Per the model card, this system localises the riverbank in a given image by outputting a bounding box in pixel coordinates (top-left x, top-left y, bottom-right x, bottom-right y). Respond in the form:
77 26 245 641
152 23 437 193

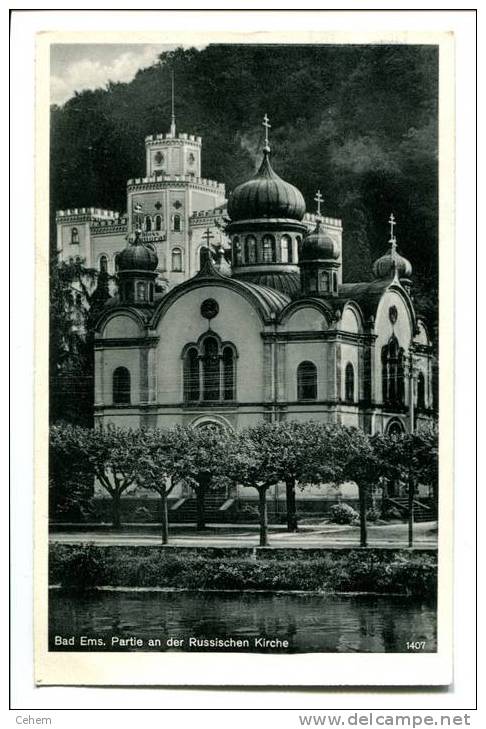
49 544 437 598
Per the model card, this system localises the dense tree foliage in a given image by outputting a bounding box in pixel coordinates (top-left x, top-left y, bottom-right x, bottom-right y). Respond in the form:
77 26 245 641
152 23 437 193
51 43 438 323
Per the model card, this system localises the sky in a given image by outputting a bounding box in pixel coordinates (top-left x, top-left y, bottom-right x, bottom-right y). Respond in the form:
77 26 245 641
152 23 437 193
50 43 176 105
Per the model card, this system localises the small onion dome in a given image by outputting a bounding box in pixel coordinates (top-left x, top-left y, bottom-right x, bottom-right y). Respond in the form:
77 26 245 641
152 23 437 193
116 235 158 272
300 220 339 261
227 148 306 222
373 244 412 280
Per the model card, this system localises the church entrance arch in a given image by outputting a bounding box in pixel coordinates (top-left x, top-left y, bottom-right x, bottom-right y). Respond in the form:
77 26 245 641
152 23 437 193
189 415 234 498
385 417 406 437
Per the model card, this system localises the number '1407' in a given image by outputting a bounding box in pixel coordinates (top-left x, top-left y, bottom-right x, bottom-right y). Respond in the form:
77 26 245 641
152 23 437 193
406 641 426 650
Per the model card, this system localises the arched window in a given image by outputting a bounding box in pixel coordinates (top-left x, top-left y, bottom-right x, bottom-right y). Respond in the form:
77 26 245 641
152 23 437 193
417 371 426 410
173 214 181 232
183 337 237 403
145 216 152 232
202 336 220 401
99 255 108 274
320 271 330 292
245 235 257 264
382 336 405 406
262 234 276 263
233 236 242 265
155 215 162 231
296 236 302 259
172 247 182 272
71 227 79 245
113 367 131 405
333 272 338 292
155 151 164 165
198 247 206 270
184 347 200 402
280 234 292 263
297 361 317 401
222 346 235 401
309 273 318 293
136 281 147 302
345 363 355 403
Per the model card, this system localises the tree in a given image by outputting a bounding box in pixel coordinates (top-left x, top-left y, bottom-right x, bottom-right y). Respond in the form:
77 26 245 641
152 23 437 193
224 423 285 547
170 425 233 530
340 429 379 548
372 426 439 546
135 427 189 545
49 254 110 426
49 424 141 528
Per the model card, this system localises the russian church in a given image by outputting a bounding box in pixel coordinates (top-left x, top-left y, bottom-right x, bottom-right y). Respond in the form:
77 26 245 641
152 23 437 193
58 112 435 509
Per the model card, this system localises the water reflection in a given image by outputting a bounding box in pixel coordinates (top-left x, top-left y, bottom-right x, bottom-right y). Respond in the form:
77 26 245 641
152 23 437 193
49 589 436 654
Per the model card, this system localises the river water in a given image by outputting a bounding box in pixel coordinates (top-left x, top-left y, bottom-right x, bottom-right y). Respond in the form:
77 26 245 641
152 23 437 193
49 589 436 653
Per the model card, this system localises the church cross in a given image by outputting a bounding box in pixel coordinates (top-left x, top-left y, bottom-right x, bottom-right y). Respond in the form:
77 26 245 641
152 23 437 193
314 189 324 217
389 213 397 242
202 227 215 247
262 114 271 147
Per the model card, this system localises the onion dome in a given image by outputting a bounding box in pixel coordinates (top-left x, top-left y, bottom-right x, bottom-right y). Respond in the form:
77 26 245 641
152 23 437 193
227 148 306 222
301 220 339 261
373 242 412 280
116 232 158 272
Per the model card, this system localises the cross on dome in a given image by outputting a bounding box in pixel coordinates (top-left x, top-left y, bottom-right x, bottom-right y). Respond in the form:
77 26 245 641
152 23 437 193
314 190 324 217
202 227 215 247
389 213 397 243
262 114 271 150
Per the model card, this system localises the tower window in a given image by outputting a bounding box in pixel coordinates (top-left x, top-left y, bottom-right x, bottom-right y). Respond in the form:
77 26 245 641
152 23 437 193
233 236 243 266
280 234 292 263
172 247 183 272
99 255 108 274
136 281 148 302
145 216 152 232
297 361 317 401
382 336 405 406
173 214 181 232
71 227 79 245
333 272 338 292
345 363 355 403
320 271 330 292
113 367 131 405
245 235 257 264
262 235 276 263
155 215 162 231
154 151 164 165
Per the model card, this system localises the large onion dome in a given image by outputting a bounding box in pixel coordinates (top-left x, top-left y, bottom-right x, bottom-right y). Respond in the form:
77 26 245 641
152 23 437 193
116 234 158 272
373 242 412 280
227 148 306 222
301 220 339 261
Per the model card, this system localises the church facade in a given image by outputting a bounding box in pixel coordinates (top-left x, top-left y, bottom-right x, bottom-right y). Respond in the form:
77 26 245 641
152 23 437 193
91 118 435 444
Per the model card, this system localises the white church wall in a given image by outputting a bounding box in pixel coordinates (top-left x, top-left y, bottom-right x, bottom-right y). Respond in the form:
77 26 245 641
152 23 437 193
284 340 328 402
373 289 413 405
282 306 328 332
103 315 142 339
154 284 266 405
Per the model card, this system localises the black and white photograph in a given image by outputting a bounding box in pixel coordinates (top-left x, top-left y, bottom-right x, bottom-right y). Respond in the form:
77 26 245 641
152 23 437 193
30 26 456 688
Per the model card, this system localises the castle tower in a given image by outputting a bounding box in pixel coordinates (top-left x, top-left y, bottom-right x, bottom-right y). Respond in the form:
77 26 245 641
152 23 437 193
226 115 308 297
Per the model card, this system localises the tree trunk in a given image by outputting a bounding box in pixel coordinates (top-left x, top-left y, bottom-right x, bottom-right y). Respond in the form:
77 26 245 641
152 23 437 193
195 478 207 531
112 492 121 530
258 487 269 547
358 484 368 548
160 489 169 545
285 479 298 532
408 474 415 548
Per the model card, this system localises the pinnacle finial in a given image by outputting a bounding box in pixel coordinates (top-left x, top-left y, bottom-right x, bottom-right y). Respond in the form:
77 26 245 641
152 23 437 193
262 113 271 153
170 70 176 137
314 189 324 218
